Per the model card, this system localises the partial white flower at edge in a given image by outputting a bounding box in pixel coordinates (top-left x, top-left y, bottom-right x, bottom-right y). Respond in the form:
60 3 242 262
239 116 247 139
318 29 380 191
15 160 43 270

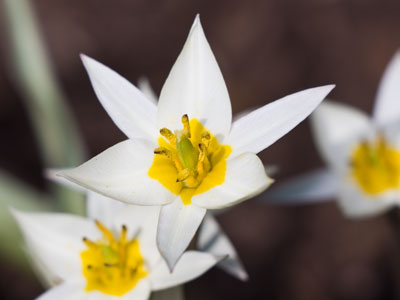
46 169 249 282
58 14 334 270
11 196 223 300
263 51 400 219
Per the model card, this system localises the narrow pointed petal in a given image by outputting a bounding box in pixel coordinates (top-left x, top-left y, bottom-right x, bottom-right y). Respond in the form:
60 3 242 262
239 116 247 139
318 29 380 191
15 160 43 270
372 51 400 127
310 101 372 167
198 214 248 281
138 77 158 104
337 182 396 218
157 15 232 140
11 210 99 281
152 286 185 300
36 282 87 300
150 251 224 291
157 200 206 270
192 153 272 209
81 55 158 140
228 85 334 157
58 139 175 206
263 168 338 204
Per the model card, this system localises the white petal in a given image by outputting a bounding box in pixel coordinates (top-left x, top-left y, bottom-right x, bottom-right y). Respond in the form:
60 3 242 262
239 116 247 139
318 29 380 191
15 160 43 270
310 100 373 168
372 51 400 127
192 153 272 209
11 210 99 282
150 251 224 291
138 77 158 105
197 214 248 281
36 282 87 300
59 139 175 206
113 205 161 269
337 180 397 219
157 15 232 140
263 168 338 204
228 85 334 157
81 55 158 140
151 286 185 300
157 200 206 270
86 191 127 228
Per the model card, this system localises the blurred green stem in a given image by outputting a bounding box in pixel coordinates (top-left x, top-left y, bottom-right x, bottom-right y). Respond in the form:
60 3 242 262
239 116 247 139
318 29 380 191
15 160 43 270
2 0 86 214
0 170 54 269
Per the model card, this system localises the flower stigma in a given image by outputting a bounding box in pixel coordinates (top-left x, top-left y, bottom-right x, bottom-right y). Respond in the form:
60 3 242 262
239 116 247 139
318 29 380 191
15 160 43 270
350 136 400 195
148 114 232 205
81 221 147 296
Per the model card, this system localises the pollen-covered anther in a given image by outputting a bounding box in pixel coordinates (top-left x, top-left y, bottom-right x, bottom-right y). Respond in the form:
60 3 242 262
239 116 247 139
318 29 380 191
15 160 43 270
201 131 211 147
95 219 115 242
197 143 211 176
160 128 176 144
82 237 97 248
182 114 191 138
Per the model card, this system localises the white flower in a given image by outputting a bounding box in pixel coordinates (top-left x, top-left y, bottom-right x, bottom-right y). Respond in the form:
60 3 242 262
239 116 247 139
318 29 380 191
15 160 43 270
265 51 400 219
58 15 334 269
11 203 223 300
46 168 249 281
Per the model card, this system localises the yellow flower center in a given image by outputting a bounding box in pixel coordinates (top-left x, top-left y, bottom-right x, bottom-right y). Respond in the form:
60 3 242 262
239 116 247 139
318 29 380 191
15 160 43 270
148 115 232 205
81 221 147 296
350 136 400 195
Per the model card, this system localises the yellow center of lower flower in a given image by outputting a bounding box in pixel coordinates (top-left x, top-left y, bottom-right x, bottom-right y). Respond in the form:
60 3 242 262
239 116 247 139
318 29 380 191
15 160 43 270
148 114 232 205
81 221 147 296
350 136 400 195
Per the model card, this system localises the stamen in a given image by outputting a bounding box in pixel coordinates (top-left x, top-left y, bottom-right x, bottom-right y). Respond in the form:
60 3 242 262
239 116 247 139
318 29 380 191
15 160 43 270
197 143 211 176
104 263 120 268
83 237 98 248
177 168 193 182
201 131 211 147
182 114 191 138
160 128 176 144
154 147 171 157
95 220 115 242
154 147 183 171
120 225 127 244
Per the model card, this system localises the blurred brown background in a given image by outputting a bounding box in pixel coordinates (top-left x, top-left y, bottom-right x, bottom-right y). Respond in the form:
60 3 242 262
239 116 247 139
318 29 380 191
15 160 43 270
1 0 400 299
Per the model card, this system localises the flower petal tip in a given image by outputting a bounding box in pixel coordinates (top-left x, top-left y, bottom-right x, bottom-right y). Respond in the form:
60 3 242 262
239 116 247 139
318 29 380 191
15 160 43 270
238 271 250 282
189 14 203 37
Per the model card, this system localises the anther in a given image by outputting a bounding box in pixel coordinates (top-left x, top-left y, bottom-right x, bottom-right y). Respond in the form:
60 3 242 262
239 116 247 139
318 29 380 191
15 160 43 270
201 132 211 147
160 128 176 144
95 220 115 242
177 168 192 182
83 237 97 248
104 263 119 268
154 147 172 158
182 114 191 138
120 224 128 243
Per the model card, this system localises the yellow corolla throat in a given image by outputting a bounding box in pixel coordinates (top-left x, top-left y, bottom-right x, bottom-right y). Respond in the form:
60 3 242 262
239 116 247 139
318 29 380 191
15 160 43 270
350 136 400 195
148 114 232 205
81 221 147 296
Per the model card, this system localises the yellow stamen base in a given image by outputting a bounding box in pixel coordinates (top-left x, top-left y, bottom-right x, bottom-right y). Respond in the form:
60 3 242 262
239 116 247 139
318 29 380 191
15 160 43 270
350 136 400 195
148 116 232 205
81 222 147 296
